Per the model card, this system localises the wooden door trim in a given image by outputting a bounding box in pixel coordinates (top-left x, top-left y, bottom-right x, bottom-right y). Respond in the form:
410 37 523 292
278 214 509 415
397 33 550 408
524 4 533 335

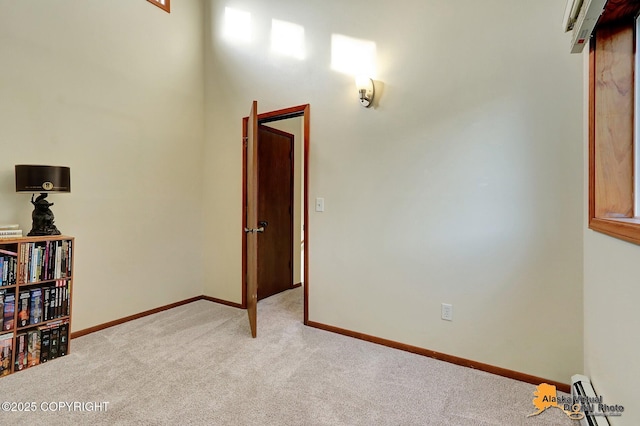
242 104 310 325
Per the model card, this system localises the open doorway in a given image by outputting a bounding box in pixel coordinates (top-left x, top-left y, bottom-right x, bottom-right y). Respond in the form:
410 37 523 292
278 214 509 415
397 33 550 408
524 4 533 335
242 104 310 328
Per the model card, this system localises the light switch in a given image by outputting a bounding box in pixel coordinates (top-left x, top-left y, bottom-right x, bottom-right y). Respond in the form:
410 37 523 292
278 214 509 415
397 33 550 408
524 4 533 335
315 197 325 212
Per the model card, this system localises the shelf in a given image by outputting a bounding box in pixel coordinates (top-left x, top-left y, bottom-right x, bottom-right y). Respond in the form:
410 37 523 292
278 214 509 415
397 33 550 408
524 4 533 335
0 236 74 378
18 277 72 287
16 316 70 332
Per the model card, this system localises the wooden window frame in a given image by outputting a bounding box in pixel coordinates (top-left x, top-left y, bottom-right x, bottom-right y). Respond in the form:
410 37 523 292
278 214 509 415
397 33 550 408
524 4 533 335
588 5 640 244
147 0 170 13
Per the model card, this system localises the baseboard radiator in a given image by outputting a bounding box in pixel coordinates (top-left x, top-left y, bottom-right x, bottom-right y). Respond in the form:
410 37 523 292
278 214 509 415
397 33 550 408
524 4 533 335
571 375 610 426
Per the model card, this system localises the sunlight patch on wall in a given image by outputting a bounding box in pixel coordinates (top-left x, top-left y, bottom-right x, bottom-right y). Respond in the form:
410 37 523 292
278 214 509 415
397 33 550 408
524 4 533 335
271 19 305 60
331 34 377 77
223 7 252 43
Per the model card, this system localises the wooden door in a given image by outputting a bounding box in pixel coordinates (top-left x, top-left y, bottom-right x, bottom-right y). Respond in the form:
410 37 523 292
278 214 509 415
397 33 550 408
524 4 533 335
257 125 294 300
245 101 258 338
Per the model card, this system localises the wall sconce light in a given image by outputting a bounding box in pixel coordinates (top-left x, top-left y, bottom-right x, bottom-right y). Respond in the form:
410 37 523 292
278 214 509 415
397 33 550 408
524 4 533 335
15 165 71 236
355 76 375 108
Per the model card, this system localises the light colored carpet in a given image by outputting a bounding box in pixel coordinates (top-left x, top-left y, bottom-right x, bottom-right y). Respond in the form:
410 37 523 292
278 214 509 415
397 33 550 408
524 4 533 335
0 287 573 425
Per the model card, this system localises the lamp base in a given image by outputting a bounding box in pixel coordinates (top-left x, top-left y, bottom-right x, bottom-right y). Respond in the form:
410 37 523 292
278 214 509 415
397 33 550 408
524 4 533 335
27 228 61 237
28 193 62 236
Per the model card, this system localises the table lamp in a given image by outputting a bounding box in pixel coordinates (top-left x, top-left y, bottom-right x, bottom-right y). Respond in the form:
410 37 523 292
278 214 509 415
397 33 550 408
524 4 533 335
15 165 71 236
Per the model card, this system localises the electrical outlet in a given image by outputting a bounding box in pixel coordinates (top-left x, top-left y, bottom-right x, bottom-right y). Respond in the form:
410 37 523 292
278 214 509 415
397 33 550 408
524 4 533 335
441 303 453 321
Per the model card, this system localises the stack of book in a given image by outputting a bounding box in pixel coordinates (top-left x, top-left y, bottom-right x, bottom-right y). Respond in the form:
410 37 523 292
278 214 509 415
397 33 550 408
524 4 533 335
0 225 22 239
14 320 68 370
20 240 72 283
15 281 70 327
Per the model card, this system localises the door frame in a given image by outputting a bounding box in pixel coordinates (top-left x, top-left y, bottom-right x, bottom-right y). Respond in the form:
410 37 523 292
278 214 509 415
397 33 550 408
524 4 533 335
242 104 310 325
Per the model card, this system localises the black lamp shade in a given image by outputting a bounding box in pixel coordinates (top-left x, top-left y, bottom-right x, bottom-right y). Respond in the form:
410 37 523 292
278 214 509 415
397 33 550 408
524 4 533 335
15 165 71 193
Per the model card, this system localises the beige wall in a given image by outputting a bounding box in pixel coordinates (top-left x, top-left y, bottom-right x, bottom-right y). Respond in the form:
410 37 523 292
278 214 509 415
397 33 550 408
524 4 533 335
583 234 640 425
0 0 206 331
582 47 640 424
203 0 584 383
0 0 591 390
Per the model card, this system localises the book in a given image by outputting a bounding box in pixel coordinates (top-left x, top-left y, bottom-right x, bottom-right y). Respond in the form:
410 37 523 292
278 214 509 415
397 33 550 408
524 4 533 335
61 241 68 278
14 332 27 371
18 244 26 284
43 287 51 321
0 224 19 230
0 229 23 239
43 242 50 281
49 324 59 360
23 243 32 283
0 229 21 234
0 291 3 331
29 288 43 325
3 292 15 331
1 256 8 286
0 333 12 376
39 326 51 363
17 290 30 327
59 322 68 356
58 281 67 318
54 241 62 279
0 248 18 256
49 286 57 320
8 256 16 286
31 243 43 282
67 240 72 276
57 280 68 318
0 255 16 287
27 329 40 367
36 242 46 281
64 282 69 317
28 244 35 282
55 281 62 318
